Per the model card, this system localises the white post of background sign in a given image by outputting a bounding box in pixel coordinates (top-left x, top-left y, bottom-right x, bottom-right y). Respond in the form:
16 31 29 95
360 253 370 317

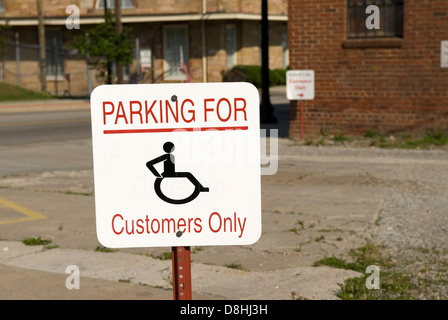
286 70 315 140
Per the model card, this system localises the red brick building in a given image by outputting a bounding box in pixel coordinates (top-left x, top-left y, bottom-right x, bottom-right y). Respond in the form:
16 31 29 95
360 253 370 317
288 0 448 137
0 0 288 96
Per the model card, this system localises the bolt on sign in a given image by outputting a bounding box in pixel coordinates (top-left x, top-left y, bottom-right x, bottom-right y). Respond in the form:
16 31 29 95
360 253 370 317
286 70 315 100
90 83 262 248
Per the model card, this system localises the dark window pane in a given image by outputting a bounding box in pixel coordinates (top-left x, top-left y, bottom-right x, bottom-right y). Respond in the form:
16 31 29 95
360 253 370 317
347 0 403 38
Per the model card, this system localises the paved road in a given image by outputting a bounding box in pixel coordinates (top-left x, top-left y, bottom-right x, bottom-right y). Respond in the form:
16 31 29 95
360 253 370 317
0 101 93 175
0 88 289 175
0 109 91 147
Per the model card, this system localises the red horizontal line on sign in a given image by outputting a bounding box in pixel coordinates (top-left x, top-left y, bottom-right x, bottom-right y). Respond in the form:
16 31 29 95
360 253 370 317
103 126 249 134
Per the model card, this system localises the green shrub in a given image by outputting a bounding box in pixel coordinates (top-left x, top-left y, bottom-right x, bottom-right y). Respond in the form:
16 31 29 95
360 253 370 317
269 68 286 86
222 65 286 88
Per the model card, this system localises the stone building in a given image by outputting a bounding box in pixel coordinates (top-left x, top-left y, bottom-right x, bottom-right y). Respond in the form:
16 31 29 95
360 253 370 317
0 0 288 96
288 0 448 137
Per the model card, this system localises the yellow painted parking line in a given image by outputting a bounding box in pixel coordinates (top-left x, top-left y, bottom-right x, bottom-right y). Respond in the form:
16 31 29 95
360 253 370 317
0 196 46 225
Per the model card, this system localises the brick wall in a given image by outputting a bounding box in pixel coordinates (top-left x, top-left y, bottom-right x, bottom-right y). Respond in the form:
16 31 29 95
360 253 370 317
288 0 448 138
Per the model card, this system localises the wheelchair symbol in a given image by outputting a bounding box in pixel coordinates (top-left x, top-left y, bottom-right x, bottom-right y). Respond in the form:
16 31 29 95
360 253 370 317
146 142 209 204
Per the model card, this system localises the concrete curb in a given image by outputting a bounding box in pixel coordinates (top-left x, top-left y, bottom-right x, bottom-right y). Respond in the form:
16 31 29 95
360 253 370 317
0 240 360 300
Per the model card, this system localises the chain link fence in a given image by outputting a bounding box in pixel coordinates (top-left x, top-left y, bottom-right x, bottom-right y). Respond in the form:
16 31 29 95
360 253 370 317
1 32 92 96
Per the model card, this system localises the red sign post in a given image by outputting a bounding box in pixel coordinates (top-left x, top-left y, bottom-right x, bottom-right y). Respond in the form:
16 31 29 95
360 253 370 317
171 246 192 300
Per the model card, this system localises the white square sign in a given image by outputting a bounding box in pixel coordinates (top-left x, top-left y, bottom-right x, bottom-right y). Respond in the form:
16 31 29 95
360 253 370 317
140 49 152 68
90 83 261 248
441 41 448 68
286 70 315 100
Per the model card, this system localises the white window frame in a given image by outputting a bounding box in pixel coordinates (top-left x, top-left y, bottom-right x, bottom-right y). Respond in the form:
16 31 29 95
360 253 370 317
96 0 135 10
163 25 189 81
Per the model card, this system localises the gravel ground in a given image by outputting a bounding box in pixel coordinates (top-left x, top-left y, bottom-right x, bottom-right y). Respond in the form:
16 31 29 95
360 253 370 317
290 138 448 299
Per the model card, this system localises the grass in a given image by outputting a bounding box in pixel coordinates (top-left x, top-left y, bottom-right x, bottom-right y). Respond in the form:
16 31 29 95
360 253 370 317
304 130 448 149
0 83 53 102
369 130 448 149
313 242 419 300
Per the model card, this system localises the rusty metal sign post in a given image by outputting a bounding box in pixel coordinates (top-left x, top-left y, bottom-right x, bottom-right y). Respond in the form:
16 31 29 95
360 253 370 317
171 246 192 300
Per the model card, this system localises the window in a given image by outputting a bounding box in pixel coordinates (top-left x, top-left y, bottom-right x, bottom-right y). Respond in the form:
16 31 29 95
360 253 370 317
163 25 189 80
347 0 404 39
226 24 237 70
46 30 64 77
0 0 5 12
97 0 135 9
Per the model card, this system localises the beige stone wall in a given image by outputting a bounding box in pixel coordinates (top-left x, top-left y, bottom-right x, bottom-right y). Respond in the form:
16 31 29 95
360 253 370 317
0 0 287 17
204 21 226 82
0 0 288 95
238 20 260 66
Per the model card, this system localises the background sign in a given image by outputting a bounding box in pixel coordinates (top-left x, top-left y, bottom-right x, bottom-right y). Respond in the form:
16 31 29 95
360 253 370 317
286 70 315 100
90 83 261 248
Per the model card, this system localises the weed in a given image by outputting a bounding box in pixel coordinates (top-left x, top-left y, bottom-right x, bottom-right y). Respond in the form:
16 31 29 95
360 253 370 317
225 263 246 270
420 130 448 146
118 279 131 283
22 237 52 246
333 134 349 143
313 242 419 299
287 227 299 233
95 245 116 253
44 245 59 250
63 190 92 196
364 129 378 138
152 251 172 260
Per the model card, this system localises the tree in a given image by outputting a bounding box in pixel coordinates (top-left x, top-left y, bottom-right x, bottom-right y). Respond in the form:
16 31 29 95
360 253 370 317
0 22 10 57
73 13 134 84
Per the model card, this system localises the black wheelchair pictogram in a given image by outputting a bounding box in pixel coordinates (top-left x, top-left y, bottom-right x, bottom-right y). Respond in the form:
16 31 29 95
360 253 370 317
146 142 209 204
